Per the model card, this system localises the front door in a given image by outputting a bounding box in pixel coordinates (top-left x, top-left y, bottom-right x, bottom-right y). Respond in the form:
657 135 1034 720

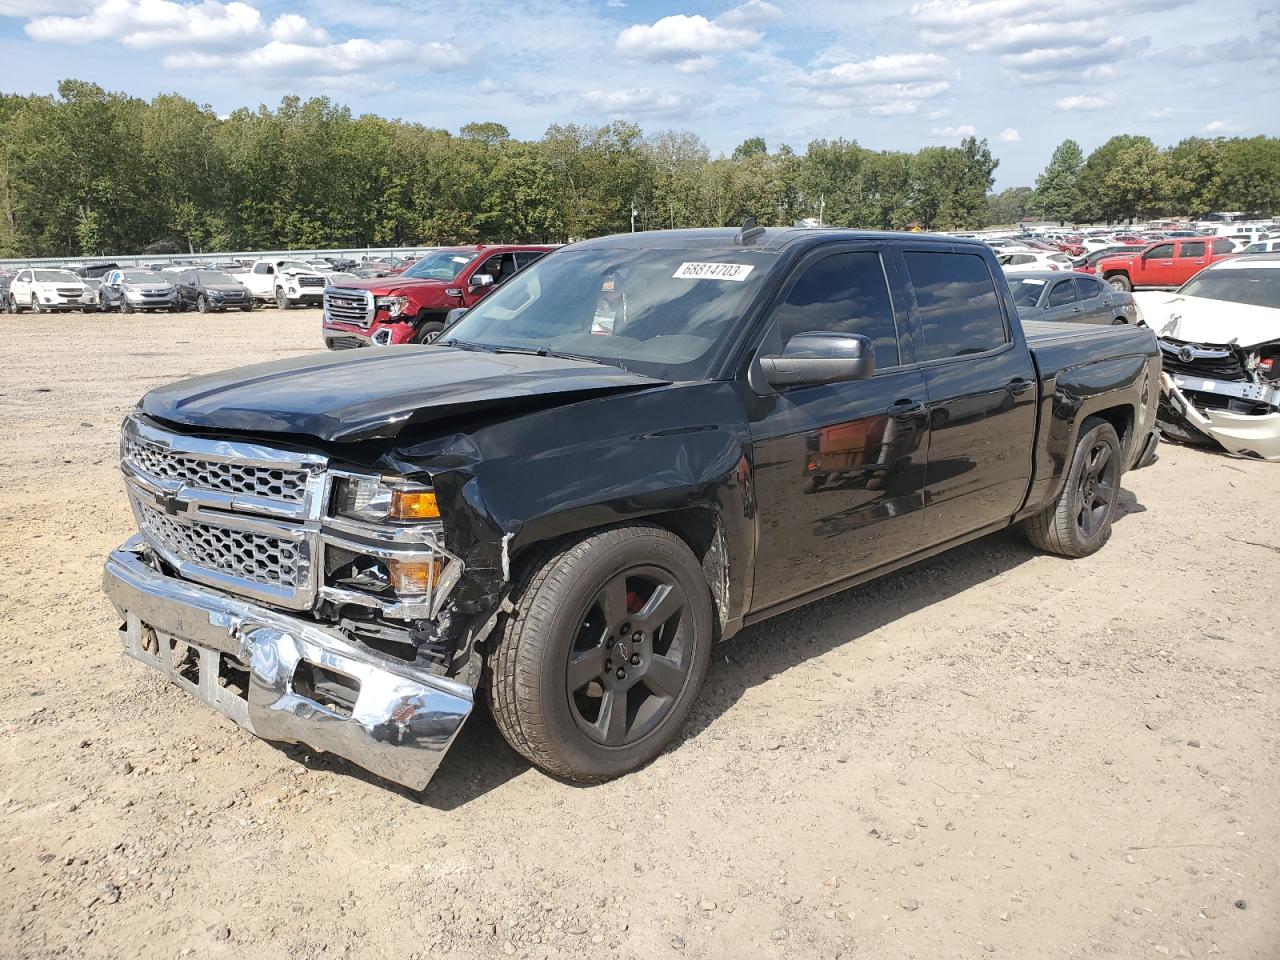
1138 242 1176 287
748 246 930 611
1042 277 1080 322
897 247 1038 544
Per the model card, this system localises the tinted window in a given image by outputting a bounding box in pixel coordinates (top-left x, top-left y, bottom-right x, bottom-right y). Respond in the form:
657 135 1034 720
904 251 1008 361
772 252 900 367
1074 276 1104 300
516 251 548 270
1179 241 1206 257
1046 280 1076 307
1212 238 1235 254
1147 243 1174 258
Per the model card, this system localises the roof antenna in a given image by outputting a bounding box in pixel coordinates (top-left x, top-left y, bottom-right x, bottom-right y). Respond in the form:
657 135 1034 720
735 216 765 245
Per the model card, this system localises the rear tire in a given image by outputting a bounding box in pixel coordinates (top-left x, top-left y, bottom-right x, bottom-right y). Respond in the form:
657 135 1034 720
1024 417 1122 558
487 524 714 782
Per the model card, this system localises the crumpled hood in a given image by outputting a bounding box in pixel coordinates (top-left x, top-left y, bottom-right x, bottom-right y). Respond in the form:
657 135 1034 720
1134 292 1280 348
328 276 448 295
140 346 667 442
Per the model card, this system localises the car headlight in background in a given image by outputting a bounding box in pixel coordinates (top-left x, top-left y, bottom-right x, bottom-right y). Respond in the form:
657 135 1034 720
333 476 439 523
375 295 409 318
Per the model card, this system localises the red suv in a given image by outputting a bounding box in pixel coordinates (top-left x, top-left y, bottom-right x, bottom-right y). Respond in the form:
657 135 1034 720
1096 237 1237 291
323 245 555 349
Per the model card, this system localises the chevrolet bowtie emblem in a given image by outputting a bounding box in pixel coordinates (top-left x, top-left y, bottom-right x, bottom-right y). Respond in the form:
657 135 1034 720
155 491 188 516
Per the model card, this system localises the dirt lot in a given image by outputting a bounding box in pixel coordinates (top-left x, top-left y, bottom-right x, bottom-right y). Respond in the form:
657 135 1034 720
1 308 1277 960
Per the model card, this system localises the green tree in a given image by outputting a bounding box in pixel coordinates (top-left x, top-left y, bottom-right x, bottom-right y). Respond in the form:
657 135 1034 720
1033 139 1084 224
985 186 1035 226
1217 137 1280 215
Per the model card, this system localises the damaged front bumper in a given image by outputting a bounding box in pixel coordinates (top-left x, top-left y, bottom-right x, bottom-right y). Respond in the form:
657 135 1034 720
1160 372 1280 461
102 537 473 790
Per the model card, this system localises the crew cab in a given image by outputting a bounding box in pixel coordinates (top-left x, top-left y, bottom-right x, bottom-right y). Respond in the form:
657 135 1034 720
102 228 1160 793
322 245 553 348
1098 236 1237 291
233 259 328 309
5 267 94 313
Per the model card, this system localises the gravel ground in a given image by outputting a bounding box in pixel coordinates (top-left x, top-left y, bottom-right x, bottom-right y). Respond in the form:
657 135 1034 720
0 309 1277 960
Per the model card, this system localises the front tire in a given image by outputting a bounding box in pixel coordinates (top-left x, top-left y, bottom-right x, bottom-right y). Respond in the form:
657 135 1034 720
275 288 289 310
1105 273 1132 292
197 294 210 314
1024 417 1122 558
413 320 446 344
31 295 45 315
488 524 714 782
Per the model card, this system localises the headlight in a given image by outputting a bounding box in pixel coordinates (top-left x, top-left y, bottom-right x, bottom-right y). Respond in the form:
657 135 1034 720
333 476 439 522
376 295 409 318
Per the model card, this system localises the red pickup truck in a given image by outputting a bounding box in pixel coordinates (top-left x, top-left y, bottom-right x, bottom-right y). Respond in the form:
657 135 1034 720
1097 237 1237 292
323 245 554 348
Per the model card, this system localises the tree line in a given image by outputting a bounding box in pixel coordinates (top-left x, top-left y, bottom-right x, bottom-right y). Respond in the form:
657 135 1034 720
987 135 1280 227
1 80 1276 259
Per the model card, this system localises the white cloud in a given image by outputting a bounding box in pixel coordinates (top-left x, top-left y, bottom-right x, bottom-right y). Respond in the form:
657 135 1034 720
27 0 264 47
870 100 918 116
176 38 467 76
805 52 950 87
0 0 90 13
1054 93 1112 111
579 87 683 114
717 0 784 28
997 127 1020 141
615 13 760 68
1145 106 1174 120
1203 119 1242 133
269 12 328 45
929 124 977 138
927 107 951 119
674 55 716 74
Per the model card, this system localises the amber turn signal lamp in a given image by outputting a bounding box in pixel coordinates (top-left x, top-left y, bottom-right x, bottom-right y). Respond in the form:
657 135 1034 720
387 557 444 595
390 489 439 520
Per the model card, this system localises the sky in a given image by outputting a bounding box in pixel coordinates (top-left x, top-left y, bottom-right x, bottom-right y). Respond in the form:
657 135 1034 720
0 0 1276 187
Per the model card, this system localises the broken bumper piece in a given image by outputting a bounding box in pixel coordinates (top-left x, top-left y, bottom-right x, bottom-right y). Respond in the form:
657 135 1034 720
102 536 473 790
1161 373 1280 461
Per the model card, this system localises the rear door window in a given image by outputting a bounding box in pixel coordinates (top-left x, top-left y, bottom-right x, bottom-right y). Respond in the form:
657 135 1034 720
515 251 548 270
772 251 901 368
903 251 1009 361
1179 241 1206 257
1074 276 1105 300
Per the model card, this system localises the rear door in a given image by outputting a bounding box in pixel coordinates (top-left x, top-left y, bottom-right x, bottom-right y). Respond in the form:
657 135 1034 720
1073 275 1111 323
1042 277 1080 322
1176 239 1207 284
896 245 1038 544
747 244 930 610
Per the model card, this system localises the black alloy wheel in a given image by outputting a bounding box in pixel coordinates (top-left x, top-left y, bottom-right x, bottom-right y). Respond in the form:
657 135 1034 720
566 567 692 747
1074 436 1117 540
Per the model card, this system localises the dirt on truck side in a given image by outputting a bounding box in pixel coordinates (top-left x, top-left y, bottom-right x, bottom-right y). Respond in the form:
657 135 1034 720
0 308 1276 960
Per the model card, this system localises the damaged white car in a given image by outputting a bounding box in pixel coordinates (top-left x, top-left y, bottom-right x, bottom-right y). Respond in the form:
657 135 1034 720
1135 255 1280 461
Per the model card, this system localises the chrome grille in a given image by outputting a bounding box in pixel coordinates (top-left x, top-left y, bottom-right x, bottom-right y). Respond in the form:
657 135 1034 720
324 288 373 327
136 499 301 589
120 416 327 609
298 276 325 288
56 287 85 298
124 433 308 504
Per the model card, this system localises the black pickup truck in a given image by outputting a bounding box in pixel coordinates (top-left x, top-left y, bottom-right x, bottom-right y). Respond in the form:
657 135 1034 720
103 228 1161 790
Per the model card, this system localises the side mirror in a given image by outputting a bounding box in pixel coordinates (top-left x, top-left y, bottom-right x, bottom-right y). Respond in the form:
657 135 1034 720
469 273 495 289
758 333 875 389
444 307 468 326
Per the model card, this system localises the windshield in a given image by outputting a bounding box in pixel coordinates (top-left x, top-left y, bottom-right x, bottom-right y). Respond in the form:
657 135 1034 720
277 260 313 272
1007 277 1048 307
1179 268 1280 308
401 250 477 281
122 271 164 283
34 270 79 283
445 246 775 379
197 271 236 284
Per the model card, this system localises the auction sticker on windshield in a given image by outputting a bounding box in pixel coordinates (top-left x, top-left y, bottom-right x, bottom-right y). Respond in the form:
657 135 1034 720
673 262 755 281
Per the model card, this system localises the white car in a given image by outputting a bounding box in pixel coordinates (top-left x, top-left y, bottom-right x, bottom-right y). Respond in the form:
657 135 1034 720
997 251 1075 273
6 268 94 313
232 259 329 309
1243 240 1280 254
1135 255 1280 460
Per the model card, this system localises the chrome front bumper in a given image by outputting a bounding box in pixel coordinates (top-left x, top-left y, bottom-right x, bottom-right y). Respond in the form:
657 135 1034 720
103 538 473 790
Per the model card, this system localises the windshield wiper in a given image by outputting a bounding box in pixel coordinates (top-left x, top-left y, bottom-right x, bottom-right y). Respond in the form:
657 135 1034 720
489 345 619 368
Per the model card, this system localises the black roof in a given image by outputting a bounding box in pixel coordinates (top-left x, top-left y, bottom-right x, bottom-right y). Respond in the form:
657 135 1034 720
571 227 988 254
